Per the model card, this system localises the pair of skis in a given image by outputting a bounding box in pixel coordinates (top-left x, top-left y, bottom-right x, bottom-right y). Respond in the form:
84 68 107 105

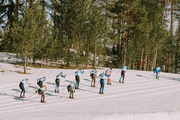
19 93 40 103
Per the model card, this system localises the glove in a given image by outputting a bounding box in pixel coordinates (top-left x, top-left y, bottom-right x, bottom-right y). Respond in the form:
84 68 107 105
62 75 66 78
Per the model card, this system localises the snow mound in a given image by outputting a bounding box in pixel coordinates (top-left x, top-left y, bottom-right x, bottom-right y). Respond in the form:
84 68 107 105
0 52 22 63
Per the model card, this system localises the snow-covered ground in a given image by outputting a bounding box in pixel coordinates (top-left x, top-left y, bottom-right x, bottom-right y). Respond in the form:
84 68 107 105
0 53 180 120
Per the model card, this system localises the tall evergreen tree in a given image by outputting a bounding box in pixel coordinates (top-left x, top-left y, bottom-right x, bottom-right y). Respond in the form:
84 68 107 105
8 1 49 73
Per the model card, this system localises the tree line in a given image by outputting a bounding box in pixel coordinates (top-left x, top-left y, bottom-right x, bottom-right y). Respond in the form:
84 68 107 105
0 0 179 73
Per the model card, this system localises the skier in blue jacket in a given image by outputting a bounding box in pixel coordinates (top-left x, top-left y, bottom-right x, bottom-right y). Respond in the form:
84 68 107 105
19 78 30 98
37 76 46 87
75 69 84 89
119 66 129 83
99 72 109 94
55 72 66 93
154 66 161 79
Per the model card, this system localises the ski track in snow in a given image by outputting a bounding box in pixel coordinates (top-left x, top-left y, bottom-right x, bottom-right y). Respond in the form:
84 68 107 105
0 61 180 119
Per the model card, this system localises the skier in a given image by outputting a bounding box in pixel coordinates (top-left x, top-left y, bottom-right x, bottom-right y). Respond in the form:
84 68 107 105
35 85 47 103
154 66 161 79
55 72 66 93
67 82 75 99
19 78 30 98
75 69 84 89
99 72 108 94
105 68 112 85
119 66 129 83
37 76 46 87
90 68 97 87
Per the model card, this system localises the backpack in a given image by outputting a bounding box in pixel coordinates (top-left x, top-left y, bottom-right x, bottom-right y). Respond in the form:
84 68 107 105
38 81 43 87
55 78 60 84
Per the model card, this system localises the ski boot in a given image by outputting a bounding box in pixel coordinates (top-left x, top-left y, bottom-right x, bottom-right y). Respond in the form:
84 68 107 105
41 100 46 103
69 96 74 99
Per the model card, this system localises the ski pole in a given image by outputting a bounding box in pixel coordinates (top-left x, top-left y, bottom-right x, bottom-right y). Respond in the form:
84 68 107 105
96 79 100 87
26 93 36 100
58 92 67 99
147 73 154 79
31 94 40 102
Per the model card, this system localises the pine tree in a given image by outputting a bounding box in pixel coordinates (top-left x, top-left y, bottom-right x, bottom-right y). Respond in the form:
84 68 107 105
10 1 49 73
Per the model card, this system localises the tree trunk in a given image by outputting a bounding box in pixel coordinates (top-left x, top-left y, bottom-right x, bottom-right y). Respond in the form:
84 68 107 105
128 54 131 69
94 40 97 69
166 52 169 72
121 11 125 66
151 61 154 71
144 54 147 71
178 13 180 47
66 45 70 67
170 0 173 35
123 41 126 66
15 0 19 19
33 55 36 64
106 0 108 28
85 40 90 68
148 59 150 71
140 49 144 70
76 38 80 67
41 55 43 67
24 53 27 74
175 14 180 73
168 56 171 72
24 40 28 74
152 45 158 69
117 28 121 67
111 0 116 53
26 57 29 66
7 0 11 32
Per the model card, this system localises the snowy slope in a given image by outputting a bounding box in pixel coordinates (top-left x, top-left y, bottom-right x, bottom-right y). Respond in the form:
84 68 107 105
0 61 180 120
